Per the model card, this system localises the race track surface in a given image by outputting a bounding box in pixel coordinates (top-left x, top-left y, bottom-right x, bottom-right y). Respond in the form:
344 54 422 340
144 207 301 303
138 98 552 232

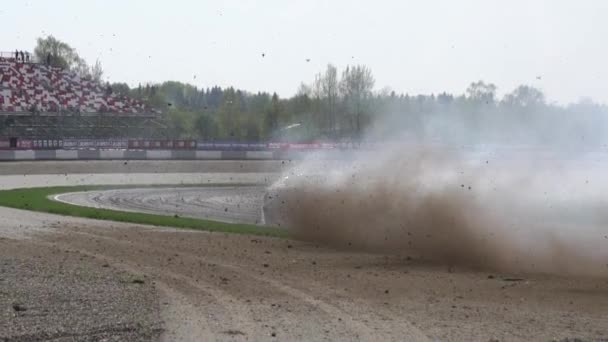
55 186 267 224
1 160 607 341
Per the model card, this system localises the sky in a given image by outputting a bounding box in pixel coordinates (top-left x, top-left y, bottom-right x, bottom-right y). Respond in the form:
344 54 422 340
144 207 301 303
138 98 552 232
2 0 608 104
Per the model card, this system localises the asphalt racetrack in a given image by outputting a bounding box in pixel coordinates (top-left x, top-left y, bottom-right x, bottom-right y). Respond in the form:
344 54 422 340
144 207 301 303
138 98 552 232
1 160 607 341
54 186 268 224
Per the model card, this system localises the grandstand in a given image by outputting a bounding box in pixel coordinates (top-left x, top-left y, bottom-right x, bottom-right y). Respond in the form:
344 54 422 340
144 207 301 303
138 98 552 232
0 52 165 138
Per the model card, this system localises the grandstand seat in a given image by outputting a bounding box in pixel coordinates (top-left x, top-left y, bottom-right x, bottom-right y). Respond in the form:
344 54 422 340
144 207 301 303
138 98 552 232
0 57 152 115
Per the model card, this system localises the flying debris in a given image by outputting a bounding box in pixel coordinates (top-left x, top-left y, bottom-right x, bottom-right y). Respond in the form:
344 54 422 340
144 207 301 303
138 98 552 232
281 123 302 130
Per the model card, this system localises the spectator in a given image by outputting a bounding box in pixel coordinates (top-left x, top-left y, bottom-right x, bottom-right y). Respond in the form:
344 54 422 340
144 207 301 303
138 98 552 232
14 50 19 62
20 51 25 63
25 53 30 63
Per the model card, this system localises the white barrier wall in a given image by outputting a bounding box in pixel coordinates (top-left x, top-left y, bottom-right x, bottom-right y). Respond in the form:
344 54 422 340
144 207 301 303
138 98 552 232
55 150 78 159
195 151 222 159
14 150 35 160
246 151 274 159
1 149 266 161
146 150 172 159
100 150 126 159
0 149 348 161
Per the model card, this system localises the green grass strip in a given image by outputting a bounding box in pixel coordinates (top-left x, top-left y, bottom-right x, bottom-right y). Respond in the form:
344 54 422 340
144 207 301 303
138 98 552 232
0 185 288 238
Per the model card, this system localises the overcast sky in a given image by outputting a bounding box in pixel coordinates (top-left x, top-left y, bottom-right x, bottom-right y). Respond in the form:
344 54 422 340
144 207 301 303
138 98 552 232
3 0 607 104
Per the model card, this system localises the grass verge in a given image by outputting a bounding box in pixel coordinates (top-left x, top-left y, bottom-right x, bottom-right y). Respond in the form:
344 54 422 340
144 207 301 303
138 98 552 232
0 185 288 238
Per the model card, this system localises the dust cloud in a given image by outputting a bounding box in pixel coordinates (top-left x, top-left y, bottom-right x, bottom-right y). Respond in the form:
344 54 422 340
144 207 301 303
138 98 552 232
267 145 608 277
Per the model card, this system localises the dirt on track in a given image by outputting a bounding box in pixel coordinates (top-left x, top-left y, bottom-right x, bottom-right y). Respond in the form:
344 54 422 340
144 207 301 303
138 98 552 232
1 161 608 341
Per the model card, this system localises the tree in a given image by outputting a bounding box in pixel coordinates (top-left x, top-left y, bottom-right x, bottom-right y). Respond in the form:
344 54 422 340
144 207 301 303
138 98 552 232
339 65 375 139
285 85 315 139
195 113 219 140
33 36 105 82
466 80 497 103
296 83 312 97
502 85 545 107
33 36 87 71
243 113 262 141
110 82 130 96
264 93 282 138
90 59 104 82
165 109 196 138
217 88 242 139
314 64 339 137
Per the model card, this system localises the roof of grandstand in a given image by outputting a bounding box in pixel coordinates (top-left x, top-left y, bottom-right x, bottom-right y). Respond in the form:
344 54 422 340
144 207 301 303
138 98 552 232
0 52 158 116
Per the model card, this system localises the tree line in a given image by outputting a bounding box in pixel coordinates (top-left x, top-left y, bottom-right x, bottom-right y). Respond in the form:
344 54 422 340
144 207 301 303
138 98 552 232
31 36 608 146
33 36 103 82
